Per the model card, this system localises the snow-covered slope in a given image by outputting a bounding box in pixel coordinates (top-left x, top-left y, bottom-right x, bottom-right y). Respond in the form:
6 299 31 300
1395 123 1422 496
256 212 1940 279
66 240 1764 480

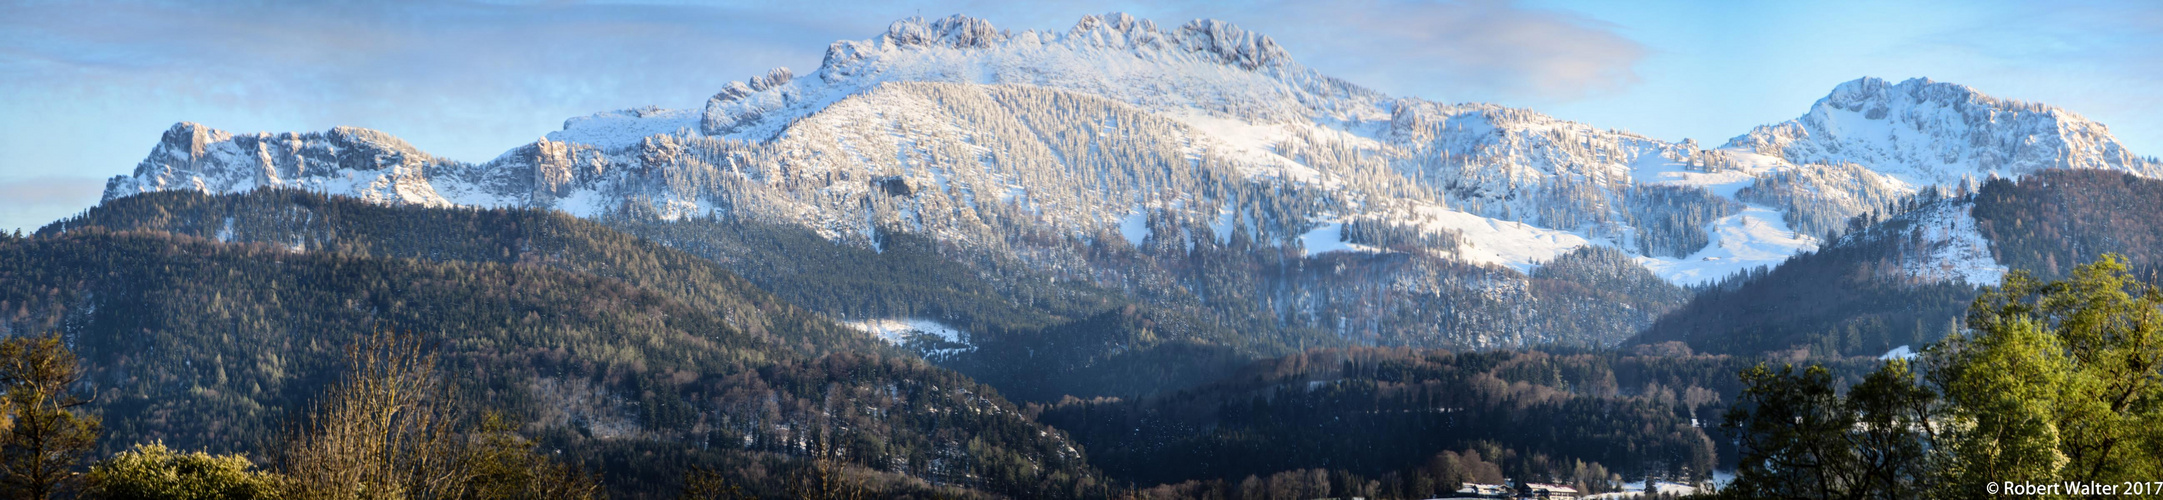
699 13 1381 142
93 14 2158 347
1838 195 2008 286
102 15 2157 287
1728 77 2160 187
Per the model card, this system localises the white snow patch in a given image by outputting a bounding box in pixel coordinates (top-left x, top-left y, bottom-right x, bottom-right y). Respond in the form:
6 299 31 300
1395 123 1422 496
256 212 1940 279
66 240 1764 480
844 318 971 356
1882 345 1917 360
1210 208 1237 243
1118 208 1151 247
1641 205 1820 286
549 189 612 218
1408 205 1589 274
1583 480 1706 499
1896 201 2007 286
1169 112 1334 185
547 107 702 150
1630 149 1790 198
215 217 235 243
1296 222 1378 256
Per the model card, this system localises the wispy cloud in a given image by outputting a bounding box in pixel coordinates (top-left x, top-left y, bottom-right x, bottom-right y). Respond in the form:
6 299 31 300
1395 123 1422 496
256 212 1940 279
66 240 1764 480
0 176 104 233
0 176 102 207
1215 0 1646 102
0 0 849 159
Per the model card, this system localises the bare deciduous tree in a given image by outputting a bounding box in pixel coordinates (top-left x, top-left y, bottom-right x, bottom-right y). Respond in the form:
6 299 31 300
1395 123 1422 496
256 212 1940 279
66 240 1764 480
280 332 468 500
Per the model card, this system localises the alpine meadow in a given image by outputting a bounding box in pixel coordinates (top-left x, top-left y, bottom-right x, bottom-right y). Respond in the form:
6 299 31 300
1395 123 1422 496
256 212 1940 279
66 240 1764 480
2 4 2162 500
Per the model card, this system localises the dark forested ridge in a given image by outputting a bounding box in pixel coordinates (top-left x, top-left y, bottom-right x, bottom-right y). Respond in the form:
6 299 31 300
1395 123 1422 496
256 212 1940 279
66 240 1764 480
4 189 1740 498
1971 169 2163 278
603 214 1278 403
47 190 1278 403
9 197 1115 498
38 189 885 358
1634 168 2163 358
1627 214 1979 358
1036 346 1891 496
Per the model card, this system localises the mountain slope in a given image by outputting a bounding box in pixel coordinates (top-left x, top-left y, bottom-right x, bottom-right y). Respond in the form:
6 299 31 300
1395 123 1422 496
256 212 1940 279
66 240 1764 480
1632 169 2163 358
14 192 1112 498
44 189 882 357
92 14 2161 353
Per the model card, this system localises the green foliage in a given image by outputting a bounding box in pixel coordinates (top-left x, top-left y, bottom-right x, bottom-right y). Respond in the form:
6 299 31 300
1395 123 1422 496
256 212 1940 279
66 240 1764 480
1720 255 2163 499
84 442 283 500
0 333 103 499
1933 255 2163 488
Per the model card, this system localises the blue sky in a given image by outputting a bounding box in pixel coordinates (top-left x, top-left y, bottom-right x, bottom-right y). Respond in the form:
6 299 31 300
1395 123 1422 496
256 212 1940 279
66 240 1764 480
3 0 2160 232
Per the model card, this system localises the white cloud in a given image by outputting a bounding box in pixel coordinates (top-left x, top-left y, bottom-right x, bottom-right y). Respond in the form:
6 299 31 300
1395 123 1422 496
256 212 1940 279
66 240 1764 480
1218 0 1647 102
0 0 846 160
0 176 104 233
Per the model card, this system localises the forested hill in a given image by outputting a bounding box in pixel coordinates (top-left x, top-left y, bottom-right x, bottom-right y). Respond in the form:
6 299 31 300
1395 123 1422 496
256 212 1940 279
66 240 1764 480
7 193 1115 498
40 189 883 358
1631 168 2163 358
1970 169 2163 279
43 189 1282 403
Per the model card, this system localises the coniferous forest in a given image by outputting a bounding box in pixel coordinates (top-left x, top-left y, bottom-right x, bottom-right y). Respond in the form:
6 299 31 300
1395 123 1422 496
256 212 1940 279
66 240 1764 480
1 168 2154 499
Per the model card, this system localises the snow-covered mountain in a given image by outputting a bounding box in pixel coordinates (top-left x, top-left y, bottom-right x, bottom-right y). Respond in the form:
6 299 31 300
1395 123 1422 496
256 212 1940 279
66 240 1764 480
96 13 2160 348
1728 77 2161 187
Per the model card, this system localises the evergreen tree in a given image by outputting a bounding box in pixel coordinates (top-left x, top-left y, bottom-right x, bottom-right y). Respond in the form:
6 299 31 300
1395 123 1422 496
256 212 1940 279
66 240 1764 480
0 333 102 500
84 443 284 500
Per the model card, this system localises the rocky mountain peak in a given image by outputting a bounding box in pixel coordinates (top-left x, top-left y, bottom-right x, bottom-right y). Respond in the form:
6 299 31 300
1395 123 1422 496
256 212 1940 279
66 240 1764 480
106 122 463 207
855 13 1292 71
882 14 1009 49
324 125 434 164
1724 77 2156 186
1821 77 2055 119
157 122 233 161
1170 18 1290 70
702 13 1351 139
